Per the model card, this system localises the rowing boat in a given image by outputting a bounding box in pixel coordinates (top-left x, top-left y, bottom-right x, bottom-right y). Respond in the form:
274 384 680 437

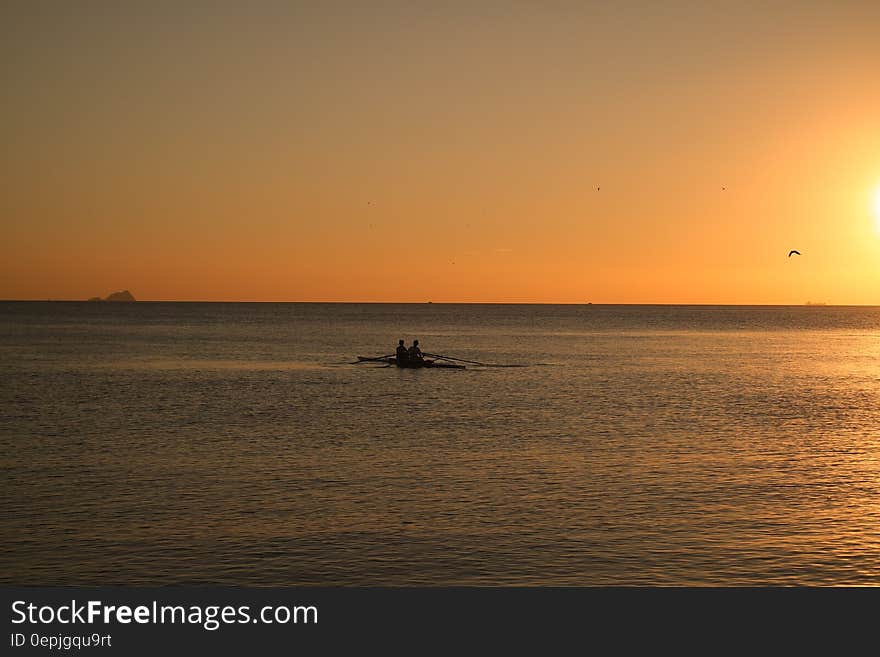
357 356 465 369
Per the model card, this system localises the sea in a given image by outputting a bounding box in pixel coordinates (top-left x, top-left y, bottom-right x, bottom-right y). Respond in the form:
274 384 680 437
1 302 878 585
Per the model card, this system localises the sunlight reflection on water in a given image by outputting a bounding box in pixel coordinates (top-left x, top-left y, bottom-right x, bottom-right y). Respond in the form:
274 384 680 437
2 303 879 585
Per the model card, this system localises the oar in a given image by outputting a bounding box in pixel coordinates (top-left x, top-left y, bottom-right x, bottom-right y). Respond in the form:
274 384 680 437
424 352 490 366
424 352 525 367
352 354 395 364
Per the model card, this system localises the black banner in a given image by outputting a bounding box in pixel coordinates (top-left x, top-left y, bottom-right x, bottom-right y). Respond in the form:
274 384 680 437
2 587 875 654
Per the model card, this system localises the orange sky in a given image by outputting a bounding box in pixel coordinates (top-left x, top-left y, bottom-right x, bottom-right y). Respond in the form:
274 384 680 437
2 2 879 303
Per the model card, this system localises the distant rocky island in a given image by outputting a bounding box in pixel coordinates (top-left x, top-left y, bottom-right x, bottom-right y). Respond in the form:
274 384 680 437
87 290 136 302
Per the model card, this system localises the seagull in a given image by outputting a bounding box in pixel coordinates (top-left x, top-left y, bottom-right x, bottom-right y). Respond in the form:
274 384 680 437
788 250 801 257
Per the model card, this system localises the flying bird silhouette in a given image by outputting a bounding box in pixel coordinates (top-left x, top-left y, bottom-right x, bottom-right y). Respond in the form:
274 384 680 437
788 250 801 257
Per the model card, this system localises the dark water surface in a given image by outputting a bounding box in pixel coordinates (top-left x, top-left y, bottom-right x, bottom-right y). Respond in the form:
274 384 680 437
2 302 879 585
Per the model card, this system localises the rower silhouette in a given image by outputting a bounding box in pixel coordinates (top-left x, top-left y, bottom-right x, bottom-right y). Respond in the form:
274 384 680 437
395 339 409 365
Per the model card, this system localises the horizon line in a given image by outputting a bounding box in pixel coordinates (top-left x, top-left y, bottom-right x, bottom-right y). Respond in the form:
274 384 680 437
2 299 877 307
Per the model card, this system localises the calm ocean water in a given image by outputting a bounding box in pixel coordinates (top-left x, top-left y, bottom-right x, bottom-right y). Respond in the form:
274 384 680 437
1 302 879 585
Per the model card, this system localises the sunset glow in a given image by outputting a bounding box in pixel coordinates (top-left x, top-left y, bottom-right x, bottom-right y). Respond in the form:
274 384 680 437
2 3 879 303
873 185 880 234
6 2 880 602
